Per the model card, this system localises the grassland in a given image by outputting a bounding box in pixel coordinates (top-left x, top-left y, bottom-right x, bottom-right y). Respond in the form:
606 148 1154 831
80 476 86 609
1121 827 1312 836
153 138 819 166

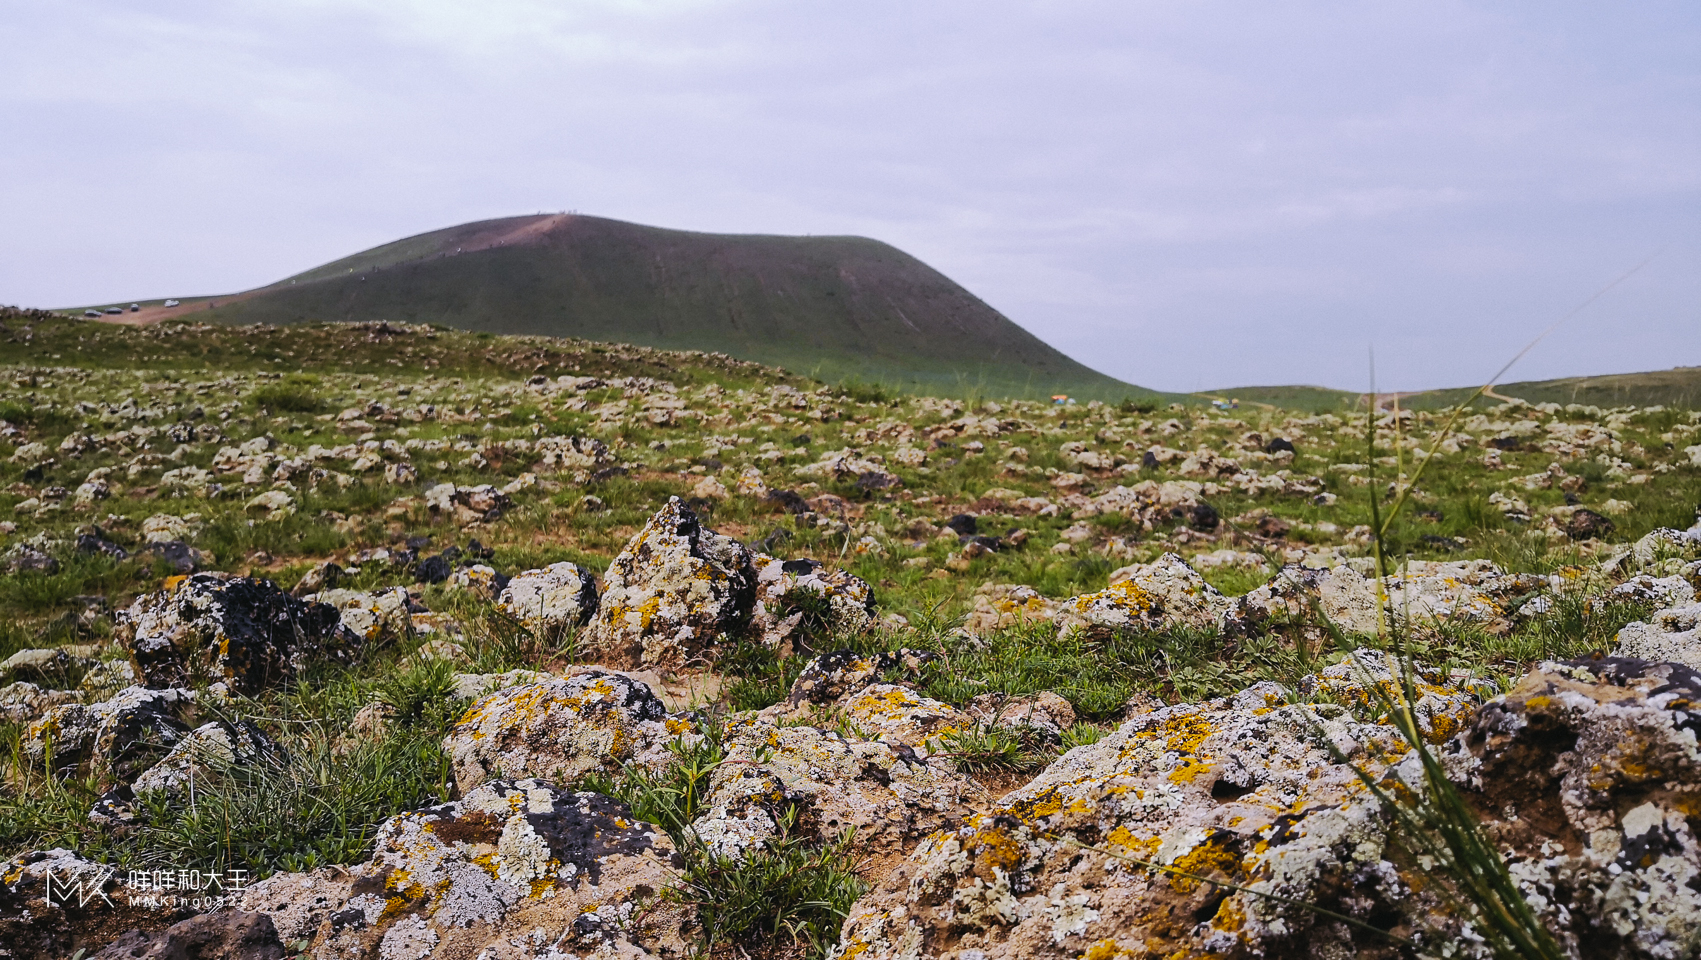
1 313 1699 957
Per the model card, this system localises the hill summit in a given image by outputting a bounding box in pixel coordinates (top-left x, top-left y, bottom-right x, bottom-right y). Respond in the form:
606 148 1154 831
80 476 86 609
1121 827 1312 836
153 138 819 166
162 214 1148 400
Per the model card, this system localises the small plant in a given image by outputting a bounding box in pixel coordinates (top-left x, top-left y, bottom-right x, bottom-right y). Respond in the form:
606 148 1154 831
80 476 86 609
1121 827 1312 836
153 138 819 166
250 376 326 413
375 657 460 731
938 723 1047 774
674 811 867 960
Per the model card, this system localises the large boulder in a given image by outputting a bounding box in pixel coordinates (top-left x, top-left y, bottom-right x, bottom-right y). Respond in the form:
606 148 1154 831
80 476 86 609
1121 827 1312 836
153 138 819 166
248 779 693 960
442 669 690 794
117 574 353 694
834 657 1701 959
582 497 756 669
494 561 599 633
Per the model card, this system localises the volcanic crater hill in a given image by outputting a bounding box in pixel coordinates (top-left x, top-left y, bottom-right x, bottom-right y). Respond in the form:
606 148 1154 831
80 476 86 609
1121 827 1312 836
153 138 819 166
162 214 1151 402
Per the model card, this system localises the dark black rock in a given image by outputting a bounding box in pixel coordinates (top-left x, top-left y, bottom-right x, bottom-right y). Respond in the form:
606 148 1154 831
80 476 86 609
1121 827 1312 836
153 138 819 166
944 514 978 536
415 555 452 584
1566 509 1615 541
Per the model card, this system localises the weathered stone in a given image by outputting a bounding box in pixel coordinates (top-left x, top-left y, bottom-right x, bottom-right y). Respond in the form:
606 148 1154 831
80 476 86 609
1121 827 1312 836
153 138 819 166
130 718 283 798
834 658 1701 959
582 497 756 669
449 668 553 702
834 683 972 751
495 561 599 633
306 587 412 646
963 583 1060 635
1616 603 1701 670
0 681 81 724
965 691 1078 745
691 713 986 867
117 574 353 694
89 910 286 960
443 670 691 794
277 780 692 960
1054 553 1232 638
785 648 935 707
23 685 195 780
749 554 875 652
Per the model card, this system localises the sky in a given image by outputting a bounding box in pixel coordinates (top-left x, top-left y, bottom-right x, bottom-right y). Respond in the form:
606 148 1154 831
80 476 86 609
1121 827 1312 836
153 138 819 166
2 0 1697 393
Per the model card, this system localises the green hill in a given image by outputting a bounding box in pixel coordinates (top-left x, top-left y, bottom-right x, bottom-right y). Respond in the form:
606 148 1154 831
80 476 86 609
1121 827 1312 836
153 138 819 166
1208 367 1701 413
140 214 1154 402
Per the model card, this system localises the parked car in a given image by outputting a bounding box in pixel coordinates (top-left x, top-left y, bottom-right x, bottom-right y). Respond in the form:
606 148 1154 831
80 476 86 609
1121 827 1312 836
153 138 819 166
129 303 140 312
103 307 123 315
163 299 180 307
83 309 101 318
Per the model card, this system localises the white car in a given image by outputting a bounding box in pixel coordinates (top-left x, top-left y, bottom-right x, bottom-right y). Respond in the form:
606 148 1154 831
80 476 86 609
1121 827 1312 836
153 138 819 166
163 299 180 307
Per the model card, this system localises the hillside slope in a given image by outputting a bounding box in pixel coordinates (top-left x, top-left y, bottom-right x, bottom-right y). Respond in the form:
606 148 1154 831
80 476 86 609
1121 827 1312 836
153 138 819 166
155 214 1151 401
1207 366 1701 412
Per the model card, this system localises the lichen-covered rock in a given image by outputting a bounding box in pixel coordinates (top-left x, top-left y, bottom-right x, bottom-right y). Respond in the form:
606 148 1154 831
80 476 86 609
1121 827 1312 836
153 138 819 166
1054 553 1232 638
691 714 986 866
130 718 283 797
269 779 692 960
117 574 353 694
496 561 599 633
1224 559 1548 639
963 583 1060 635
1298 647 1487 742
834 658 1701 959
450 668 554 701
1616 603 1701 670
307 586 413 646
582 497 756 669
784 648 935 707
443 670 692 794
0 681 81 724
22 685 194 780
749 554 875 652
834 683 972 752
234 868 356 946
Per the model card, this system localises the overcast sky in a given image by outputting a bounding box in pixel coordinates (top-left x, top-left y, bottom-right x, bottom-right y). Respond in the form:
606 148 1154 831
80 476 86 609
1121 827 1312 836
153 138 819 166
3 1 1696 392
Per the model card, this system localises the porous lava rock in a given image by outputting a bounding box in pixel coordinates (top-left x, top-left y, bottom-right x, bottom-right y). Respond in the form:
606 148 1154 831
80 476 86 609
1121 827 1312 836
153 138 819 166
581 497 756 669
244 779 692 960
690 713 987 868
22 685 195 780
834 657 1701 959
495 561 599 633
117 574 352 694
749 553 875 652
442 669 692 794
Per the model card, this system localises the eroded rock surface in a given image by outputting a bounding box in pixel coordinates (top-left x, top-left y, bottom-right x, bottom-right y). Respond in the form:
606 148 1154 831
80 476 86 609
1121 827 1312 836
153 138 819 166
117 574 352 694
582 497 755 669
245 779 693 960
443 669 691 793
496 561 599 634
834 657 1701 959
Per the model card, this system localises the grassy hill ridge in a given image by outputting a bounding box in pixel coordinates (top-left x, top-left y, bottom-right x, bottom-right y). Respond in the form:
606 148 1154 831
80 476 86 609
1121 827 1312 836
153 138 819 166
122 214 1156 403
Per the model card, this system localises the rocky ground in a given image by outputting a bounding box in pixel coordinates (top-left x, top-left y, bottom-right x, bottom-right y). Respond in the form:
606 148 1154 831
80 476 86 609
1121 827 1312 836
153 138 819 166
2 315 1701 958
